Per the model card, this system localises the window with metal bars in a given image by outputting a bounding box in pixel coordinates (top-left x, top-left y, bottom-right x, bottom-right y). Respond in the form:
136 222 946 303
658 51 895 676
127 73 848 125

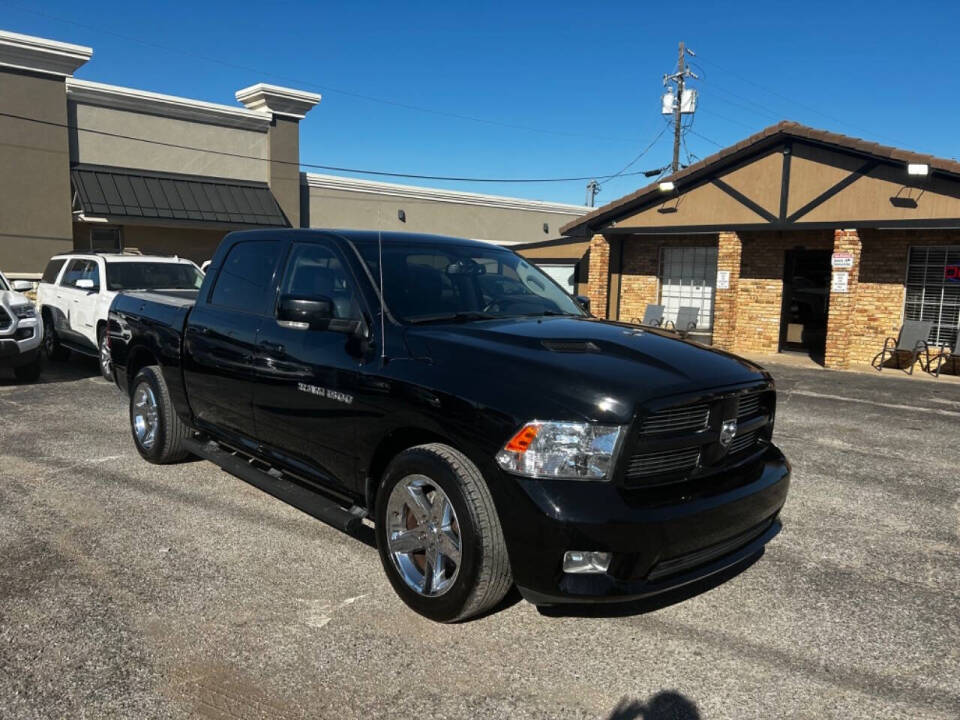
904 246 960 348
658 246 717 332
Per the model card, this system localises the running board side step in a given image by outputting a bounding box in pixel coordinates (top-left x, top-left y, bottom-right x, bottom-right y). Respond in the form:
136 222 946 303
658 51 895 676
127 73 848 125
183 438 368 534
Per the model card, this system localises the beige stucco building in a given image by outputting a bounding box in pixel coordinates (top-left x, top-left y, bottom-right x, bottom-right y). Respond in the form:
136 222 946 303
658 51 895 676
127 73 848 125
0 29 590 278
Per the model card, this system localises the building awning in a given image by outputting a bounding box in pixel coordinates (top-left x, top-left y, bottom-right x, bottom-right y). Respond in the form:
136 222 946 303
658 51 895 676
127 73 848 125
71 164 289 227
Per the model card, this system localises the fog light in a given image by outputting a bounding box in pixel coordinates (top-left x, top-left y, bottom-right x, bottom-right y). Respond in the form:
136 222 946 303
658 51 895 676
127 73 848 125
562 551 612 574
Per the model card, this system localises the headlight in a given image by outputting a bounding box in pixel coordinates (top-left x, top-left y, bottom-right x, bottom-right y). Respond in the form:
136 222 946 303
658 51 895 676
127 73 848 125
495 421 624 480
11 304 36 319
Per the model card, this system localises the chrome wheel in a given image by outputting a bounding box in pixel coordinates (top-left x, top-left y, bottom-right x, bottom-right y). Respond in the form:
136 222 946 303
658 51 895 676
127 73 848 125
99 333 112 379
132 382 159 450
385 474 462 597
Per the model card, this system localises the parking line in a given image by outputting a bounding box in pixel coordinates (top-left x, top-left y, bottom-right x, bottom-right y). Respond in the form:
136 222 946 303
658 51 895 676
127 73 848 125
784 389 960 418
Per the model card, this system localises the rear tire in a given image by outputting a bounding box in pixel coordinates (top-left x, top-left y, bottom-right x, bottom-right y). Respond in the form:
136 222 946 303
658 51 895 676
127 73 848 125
97 326 113 381
13 357 42 383
374 443 512 622
129 365 191 463
43 314 69 361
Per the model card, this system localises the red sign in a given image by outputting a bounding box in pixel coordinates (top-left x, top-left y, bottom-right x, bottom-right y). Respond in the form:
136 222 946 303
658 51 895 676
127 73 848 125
947 265 960 282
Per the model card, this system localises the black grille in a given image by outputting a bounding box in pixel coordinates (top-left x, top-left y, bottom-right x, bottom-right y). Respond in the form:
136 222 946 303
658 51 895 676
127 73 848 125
640 403 710 434
627 447 700 477
737 393 762 419
0 307 10 331
729 429 761 455
623 388 773 488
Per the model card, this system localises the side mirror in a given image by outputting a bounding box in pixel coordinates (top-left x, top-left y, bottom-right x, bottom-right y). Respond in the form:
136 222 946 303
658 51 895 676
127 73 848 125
575 295 591 312
11 280 33 292
278 295 333 329
277 295 364 336
76 278 98 291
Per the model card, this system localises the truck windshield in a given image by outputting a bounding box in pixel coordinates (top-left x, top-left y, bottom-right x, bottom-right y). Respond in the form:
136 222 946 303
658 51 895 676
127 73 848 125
106 262 204 291
355 241 585 322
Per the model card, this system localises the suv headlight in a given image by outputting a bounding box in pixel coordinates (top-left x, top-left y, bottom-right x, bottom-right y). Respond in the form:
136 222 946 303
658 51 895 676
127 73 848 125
11 303 36 319
495 421 624 480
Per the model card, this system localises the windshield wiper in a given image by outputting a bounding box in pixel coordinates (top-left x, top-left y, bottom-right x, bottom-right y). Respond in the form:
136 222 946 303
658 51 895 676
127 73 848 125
521 310 580 317
406 311 497 324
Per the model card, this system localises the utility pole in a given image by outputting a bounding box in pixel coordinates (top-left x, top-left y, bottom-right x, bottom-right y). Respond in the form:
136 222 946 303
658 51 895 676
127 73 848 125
671 42 685 174
585 179 600 207
663 42 698 173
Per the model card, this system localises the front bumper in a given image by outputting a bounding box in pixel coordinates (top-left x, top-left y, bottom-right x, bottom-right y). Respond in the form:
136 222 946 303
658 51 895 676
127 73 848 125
0 321 42 367
488 444 790 604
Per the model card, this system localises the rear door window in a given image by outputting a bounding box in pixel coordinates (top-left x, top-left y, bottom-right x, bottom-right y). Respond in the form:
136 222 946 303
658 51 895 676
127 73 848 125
210 240 282 314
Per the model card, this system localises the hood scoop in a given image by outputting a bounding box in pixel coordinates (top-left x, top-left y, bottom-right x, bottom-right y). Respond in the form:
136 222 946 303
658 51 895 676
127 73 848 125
541 340 601 353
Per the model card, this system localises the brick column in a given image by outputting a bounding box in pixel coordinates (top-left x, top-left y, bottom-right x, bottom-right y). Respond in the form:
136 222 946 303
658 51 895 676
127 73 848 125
712 231 742 350
824 229 861 369
587 233 611 319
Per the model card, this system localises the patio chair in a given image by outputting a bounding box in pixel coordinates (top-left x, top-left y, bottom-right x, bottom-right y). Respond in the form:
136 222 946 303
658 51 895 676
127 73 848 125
929 332 960 378
666 306 699 337
634 304 664 327
871 320 933 374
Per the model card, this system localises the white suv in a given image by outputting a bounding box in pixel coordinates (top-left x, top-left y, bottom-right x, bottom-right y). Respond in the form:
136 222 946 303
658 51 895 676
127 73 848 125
0 270 43 382
37 252 203 380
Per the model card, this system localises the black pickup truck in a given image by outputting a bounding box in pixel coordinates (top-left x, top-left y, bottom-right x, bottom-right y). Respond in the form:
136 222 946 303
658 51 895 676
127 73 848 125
108 229 790 622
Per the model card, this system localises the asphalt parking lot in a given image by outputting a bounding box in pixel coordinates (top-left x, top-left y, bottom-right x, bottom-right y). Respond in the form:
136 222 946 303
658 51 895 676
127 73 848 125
1 357 958 719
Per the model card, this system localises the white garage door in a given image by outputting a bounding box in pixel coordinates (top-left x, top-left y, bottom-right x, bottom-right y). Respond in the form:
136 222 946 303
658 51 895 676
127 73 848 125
658 246 717 331
537 263 577 294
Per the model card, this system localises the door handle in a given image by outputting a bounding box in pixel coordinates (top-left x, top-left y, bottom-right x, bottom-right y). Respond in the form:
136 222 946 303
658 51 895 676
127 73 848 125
258 340 284 354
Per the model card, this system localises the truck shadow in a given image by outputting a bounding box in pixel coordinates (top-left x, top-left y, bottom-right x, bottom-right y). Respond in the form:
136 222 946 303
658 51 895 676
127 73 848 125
0 356 102 387
536 551 763 619
607 691 701 720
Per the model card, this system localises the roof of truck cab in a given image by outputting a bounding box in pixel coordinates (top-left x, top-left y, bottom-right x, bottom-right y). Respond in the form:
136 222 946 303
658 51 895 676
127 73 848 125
50 253 199 264
226 228 504 251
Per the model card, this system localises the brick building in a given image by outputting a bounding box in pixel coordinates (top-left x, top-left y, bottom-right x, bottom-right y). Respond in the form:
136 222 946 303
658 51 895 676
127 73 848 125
558 121 960 370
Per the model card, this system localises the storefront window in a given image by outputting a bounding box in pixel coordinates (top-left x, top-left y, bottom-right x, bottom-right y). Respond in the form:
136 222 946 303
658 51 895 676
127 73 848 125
904 246 960 347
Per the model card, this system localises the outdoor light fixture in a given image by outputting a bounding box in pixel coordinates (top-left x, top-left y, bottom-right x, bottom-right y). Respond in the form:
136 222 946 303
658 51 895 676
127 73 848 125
397 209 406 222
659 181 675 192
907 163 930 176
543 222 549 234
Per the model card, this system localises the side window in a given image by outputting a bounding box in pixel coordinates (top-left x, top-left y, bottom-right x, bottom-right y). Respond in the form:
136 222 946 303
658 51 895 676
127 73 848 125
280 243 361 320
210 240 282 314
41 259 66 284
61 259 98 289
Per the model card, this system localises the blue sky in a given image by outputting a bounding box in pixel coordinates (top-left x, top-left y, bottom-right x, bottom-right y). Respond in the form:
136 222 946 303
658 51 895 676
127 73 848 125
5 0 959 205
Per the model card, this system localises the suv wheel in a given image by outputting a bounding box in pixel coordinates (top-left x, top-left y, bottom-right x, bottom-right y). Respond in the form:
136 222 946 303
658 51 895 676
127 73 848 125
375 443 512 622
98 327 113 381
130 365 191 463
43 315 69 360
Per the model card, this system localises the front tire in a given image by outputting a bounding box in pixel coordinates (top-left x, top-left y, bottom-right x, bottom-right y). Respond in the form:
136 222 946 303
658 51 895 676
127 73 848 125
43 314 69 361
374 443 512 622
129 365 191 463
97 326 113 381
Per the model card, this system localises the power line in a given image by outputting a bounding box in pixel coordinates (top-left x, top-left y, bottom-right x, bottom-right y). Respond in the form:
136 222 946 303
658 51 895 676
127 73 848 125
0 110 662 184
0 0 636 145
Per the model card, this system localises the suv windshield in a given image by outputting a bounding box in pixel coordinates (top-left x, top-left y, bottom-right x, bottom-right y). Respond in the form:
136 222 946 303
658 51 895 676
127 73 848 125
106 262 203 292
355 240 584 322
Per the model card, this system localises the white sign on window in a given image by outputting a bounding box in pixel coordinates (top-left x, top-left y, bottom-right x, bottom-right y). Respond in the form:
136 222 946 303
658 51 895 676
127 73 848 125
832 252 854 269
716 270 730 290
831 271 849 293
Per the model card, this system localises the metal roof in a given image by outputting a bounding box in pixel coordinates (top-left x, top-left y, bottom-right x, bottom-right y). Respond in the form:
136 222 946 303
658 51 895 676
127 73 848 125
71 164 289 227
